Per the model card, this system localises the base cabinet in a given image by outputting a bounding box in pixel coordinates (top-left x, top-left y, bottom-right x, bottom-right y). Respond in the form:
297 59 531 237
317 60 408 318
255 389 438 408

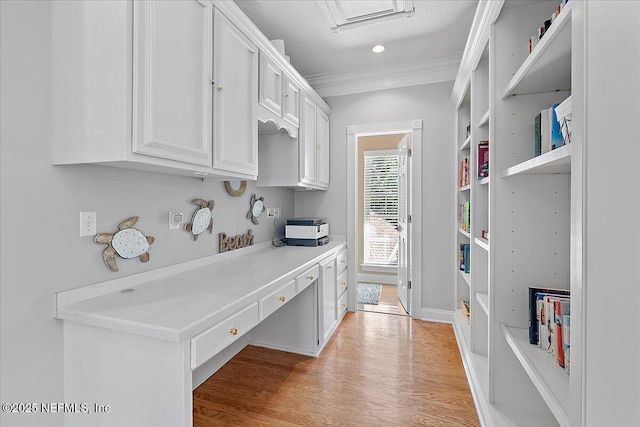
319 256 338 344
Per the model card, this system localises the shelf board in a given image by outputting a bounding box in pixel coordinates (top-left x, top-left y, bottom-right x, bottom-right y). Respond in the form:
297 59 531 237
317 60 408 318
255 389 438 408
475 237 489 251
459 228 471 239
501 144 571 177
501 325 570 427
502 2 573 99
476 292 489 316
460 271 471 288
460 184 471 192
478 176 490 185
460 135 471 151
479 109 490 127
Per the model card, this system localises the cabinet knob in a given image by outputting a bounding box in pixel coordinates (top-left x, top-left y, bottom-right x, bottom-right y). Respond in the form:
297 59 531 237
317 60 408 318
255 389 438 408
229 327 238 336
307 275 314 280
341 304 347 308
341 260 347 263
217 85 223 92
210 80 215 86
327 265 332 269
341 281 347 285
279 296 286 302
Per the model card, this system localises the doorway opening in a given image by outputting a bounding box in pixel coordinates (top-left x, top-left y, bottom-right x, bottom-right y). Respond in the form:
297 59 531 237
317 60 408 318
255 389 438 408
346 120 422 318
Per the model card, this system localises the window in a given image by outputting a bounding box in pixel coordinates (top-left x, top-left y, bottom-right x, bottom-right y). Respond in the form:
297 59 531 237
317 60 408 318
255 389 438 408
363 149 399 266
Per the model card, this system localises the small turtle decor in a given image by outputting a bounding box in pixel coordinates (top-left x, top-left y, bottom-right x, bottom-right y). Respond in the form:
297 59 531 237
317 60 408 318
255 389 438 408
247 193 265 225
185 199 215 241
95 216 154 272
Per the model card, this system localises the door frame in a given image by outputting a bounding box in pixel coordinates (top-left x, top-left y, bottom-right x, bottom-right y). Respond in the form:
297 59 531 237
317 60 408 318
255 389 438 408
346 120 422 317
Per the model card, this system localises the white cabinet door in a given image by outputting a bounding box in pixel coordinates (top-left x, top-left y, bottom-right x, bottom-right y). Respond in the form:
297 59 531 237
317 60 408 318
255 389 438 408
319 257 337 343
282 73 300 127
212 8 258 176
132 0 213 166
258 52 283 117
299 96 317 185
316 108 330 188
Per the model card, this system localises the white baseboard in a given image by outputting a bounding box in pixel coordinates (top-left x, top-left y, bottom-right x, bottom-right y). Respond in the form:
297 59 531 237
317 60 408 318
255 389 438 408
418 308 454 323
357 273 397 285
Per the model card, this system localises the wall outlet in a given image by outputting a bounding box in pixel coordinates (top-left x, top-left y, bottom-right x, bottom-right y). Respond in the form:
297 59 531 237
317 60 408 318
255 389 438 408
273 207 281 219
266 207 274 218
79 211 97 237
169 211 184 230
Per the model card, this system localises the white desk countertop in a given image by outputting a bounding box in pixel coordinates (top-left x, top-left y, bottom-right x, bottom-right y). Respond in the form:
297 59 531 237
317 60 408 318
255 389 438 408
56 242 345 342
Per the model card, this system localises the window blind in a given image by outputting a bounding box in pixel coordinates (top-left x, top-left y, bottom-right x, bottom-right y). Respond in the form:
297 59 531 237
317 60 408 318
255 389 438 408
363 150 399 265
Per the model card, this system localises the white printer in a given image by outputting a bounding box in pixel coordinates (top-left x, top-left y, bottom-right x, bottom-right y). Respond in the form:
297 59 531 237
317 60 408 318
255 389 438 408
285 218 329 246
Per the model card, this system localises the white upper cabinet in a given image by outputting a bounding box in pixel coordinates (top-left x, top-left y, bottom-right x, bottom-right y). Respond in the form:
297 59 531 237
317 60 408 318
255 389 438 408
132 0 213 167
316 108 330 188
258 53 283 117
212 8 258 176
299 96 318 186
257 52 300 137
52 0 258 180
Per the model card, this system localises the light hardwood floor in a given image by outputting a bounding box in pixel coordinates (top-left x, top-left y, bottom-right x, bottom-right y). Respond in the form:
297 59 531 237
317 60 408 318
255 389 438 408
358 283 408 316
193 311 479 426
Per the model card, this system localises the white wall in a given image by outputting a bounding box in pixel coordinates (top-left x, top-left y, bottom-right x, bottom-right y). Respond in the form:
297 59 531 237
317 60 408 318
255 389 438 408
294 82 456 315
0 2 293 426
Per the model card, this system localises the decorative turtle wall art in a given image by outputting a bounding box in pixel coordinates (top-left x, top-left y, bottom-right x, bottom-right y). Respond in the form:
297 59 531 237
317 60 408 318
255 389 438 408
185 199 215 241
247 193 265 225
95 216 154 272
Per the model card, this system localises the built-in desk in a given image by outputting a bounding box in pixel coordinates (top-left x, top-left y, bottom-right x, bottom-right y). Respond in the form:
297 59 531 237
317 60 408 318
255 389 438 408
55 241 347 427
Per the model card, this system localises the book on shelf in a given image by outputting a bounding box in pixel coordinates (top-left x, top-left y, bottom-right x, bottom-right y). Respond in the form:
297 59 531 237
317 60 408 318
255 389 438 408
555 95 572 145
481 230 489 240
459 201 471 232
562 314 570 374
528 286 570 345
459 156 470 187
545 294 569 356
555 299 571 367
477 141 489 178
460 300 470 322
536 105 564 156
459 244 470 273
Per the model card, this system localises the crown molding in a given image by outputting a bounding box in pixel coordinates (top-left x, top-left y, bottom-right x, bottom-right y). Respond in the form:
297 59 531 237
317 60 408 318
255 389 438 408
305 53 462 98
451 0 504 108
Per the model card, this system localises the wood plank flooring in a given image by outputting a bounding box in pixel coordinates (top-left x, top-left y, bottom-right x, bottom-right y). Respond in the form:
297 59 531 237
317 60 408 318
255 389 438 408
358 283 408 316
193 311 479 426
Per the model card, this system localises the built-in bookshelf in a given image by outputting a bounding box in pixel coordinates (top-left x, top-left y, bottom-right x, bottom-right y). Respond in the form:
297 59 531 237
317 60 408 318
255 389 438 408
453 2 640 426
451 1 581 426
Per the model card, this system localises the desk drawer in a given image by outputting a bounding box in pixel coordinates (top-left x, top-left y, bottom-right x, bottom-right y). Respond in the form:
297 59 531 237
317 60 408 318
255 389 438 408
336 269 348 298
191 303 259 369
336 248 348 275
337 289 348 319
295 264 319 293
260 280 296 320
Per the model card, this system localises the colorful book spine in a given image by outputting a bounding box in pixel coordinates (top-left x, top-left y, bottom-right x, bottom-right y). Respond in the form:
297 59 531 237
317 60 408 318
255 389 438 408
563 314 571 374
550 102 564 149
528 287 570 344
477 141 489 178
534 113 542 156
555 300 571 367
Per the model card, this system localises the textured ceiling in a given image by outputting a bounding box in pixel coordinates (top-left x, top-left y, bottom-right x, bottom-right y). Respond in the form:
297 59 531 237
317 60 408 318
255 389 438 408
235 0 478 78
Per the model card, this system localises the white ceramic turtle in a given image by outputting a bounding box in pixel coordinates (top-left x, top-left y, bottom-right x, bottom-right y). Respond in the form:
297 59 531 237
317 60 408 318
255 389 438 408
185 199 215 241
94 216 155 272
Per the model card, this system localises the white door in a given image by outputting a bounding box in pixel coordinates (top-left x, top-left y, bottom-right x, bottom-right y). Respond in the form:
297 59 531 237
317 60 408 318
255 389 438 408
212 7 258 176
397 134 411 315
132 0 213 166
282 73 300 127
258 52 283 117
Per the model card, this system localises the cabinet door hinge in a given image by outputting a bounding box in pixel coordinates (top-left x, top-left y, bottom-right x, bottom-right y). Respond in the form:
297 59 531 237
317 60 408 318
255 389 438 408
408 215 412 223
408 148 412 157
408 280 412 289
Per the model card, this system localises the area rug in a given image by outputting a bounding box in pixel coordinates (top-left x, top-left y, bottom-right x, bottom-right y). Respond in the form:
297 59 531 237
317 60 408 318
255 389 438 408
357 283 383 305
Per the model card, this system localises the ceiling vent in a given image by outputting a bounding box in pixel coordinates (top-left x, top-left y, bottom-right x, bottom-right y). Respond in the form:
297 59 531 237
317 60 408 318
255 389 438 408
318 0 415 32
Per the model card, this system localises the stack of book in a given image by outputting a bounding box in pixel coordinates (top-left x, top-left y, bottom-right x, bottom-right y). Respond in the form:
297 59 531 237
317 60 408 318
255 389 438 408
459 156 470 187
460 300 470 322
528 0 570 53
528 286 571 374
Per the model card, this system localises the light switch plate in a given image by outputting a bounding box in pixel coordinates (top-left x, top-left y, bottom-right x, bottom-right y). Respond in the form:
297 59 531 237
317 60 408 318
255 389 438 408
80 211 97 237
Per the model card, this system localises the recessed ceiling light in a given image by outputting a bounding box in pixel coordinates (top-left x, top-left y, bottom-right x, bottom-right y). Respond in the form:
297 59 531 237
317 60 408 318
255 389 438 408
371 44 386 54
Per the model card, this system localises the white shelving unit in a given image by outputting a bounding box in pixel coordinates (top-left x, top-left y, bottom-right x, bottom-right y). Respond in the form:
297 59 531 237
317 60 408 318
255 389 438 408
452 2 640 426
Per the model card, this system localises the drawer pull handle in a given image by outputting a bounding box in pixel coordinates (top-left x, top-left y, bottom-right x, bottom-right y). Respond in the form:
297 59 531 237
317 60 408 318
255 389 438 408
279 296 286 302
308 275 314 280
229 327 238 336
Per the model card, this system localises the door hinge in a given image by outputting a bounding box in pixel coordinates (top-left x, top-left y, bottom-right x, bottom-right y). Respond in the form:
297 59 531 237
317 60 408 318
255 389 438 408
408 214 412 223
408 280 412 289
408 148 412 157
